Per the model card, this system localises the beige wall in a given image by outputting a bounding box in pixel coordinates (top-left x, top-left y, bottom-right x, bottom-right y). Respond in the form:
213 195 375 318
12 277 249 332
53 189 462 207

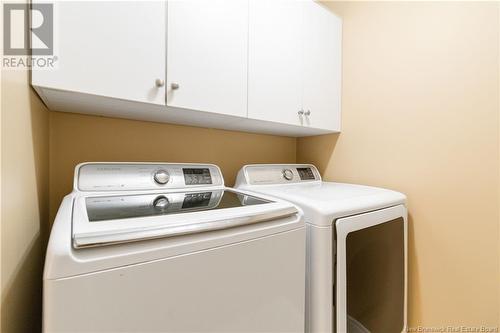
299 1 499 328
1 69 49 332
48 112 296 222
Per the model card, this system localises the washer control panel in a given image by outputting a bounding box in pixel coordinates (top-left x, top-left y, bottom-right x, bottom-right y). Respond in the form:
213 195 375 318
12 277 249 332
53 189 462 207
242 164 321 185
77 163 223 192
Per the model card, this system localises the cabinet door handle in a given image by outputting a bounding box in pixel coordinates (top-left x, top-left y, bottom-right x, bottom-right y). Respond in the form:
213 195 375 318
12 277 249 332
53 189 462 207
155 79 165 87
304 110 311 116
171 83 180 90
298 109 304 116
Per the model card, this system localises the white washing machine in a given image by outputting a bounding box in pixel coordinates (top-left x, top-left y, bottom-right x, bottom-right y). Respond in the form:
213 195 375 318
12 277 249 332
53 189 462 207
235 164 408 333
44 162 306 332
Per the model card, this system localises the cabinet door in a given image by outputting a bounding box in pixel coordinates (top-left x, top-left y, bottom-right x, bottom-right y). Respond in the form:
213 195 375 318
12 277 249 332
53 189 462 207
166 0 248 117
248 0 303 125
302 1 342 131
32 1 166 105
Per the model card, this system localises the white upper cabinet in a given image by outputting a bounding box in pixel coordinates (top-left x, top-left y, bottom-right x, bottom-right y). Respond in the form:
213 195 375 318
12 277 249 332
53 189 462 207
32 1 166 105
302 1 342 131
248 0 303 126
248 0 342 131
31 0 341 137
166 0 248 117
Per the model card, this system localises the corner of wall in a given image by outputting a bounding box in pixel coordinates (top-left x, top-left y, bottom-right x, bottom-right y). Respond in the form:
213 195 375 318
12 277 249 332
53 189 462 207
1 67 50 332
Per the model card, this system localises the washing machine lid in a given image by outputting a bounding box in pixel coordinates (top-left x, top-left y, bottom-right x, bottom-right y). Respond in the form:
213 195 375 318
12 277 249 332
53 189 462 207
72 189 298 248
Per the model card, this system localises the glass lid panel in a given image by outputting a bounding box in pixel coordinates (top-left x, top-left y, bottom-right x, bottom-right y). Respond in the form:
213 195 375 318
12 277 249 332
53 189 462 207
85 190 271 222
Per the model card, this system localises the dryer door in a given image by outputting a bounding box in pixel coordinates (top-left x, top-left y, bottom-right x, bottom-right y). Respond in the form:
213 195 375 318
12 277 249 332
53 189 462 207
336 205 407 333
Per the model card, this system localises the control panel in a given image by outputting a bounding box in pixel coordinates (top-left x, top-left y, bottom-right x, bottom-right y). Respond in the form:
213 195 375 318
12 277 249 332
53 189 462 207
241 164 321 185
76 163 224 192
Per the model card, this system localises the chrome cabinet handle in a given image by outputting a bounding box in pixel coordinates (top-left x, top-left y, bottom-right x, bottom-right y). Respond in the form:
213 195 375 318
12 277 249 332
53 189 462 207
304 110 311 116
155 79 165 87
171 83 180 90
298 109 304 116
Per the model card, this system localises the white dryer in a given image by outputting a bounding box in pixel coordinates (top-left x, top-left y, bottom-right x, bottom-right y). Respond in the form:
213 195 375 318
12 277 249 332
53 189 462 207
235 164 407 333
44 162 306 332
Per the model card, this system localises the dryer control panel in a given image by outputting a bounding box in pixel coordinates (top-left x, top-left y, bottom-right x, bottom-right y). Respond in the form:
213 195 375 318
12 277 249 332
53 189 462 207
76 163 224 192
238 164 322 185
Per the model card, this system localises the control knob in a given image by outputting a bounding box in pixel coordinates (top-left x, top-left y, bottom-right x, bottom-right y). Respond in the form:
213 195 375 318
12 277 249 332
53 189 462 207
153 169 170 185
282 169 294 181
153 196 169 210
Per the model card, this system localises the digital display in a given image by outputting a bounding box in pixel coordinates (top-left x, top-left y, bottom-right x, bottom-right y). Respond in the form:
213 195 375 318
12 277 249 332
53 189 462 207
182 192 212 209
297 167 315 180
183 168 212 185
